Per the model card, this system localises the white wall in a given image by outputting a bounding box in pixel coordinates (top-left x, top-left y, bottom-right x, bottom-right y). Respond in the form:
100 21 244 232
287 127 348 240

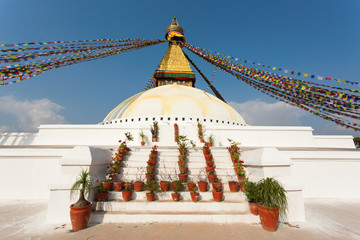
288 150 360 198
47 146 112 223
242 148 306 222
0 133 37 145
0 147 70 199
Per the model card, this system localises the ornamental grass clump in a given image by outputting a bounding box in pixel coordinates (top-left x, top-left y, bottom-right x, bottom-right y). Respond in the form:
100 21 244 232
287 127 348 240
258 177 287 216
70 169 93 207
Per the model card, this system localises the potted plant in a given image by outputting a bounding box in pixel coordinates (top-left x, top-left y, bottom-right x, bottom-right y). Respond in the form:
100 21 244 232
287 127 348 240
243 178 259 215
207 134 214 147
212 185 223 202
257 177 288 232
134 167 145 192
226 172 239 192
151 121 159 142
146 179 160 201
187 179 196 192
146 168 155 180
190 188 200 202
97 182 109 201
174 123 179 142
171 180 182 201
102 173 114 191
125 132 134 142
122 184 133 201
211 177 222 190
70 169 93 231
207 166 217 183
197 169 208 192
178 168 188 182
113 180 124 192
124 180 134 191
159 169 171 192
139 130 148 146
203 144 211 155
197 122 204 143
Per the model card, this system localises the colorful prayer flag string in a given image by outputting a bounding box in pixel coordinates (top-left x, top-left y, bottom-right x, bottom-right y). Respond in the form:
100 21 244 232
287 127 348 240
185 43 360 131
0 39 166 86
201 48 358 86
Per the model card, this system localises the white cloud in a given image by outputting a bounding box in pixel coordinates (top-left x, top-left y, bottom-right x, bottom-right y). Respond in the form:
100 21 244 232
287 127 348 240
0 95 66 132
316 122 358 136
229 99 359 136
229 99 307 126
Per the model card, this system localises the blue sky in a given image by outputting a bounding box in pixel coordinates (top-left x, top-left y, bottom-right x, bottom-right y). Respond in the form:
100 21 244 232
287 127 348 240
0 0 359 136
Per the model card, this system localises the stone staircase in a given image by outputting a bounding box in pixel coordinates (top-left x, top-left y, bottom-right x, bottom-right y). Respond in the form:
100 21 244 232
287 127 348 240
90 146 258 223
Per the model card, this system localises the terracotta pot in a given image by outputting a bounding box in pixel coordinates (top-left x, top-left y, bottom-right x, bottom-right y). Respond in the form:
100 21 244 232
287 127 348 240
122 190 132 201
179 149 187 155
190 192 199 202
146 193 155 202
212 182 222 190
146 166 155 173
205 154 213 161
152 138 157 142
179 167 188 174
148 159 157 165
146 173 155 180
113 181 124 191
134 181 144 192
187 183 196 192
110 173 118 182
199 138 204 143
206 161 214 167
160 181 169 191
208 175 217 183
70 203 92 231
198 181 208 192
212 191 223 202
258 205 279 232
238 174 246 182
228 181 239 192
178 161 186 168
239 182 246 192
249 202 259 215
102 182 113 191
97 192 108 201
207 142 213 147
171 193 180 201
178 174 188 182
141 141 145 146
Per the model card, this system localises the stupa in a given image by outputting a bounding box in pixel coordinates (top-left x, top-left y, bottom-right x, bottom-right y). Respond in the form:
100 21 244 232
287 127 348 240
0 18 359 225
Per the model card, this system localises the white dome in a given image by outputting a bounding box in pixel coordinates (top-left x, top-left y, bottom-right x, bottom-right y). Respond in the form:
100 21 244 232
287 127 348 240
103 84 246 125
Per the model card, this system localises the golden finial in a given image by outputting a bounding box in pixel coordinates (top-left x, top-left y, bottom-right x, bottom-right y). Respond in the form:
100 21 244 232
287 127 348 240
165 17 186 44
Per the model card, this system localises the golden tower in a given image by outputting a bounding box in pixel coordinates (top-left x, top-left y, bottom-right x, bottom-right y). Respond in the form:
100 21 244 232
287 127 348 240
153 17 196 87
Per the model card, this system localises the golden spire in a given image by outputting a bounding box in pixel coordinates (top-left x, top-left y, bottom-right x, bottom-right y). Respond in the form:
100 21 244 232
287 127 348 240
153 17 195 87
165 17 186 45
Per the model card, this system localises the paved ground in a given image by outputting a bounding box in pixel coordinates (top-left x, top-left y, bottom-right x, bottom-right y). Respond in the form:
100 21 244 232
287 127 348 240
0 198 359 240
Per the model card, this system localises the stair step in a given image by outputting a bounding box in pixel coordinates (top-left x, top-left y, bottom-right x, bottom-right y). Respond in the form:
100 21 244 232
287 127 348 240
90 211 259 224
93 200 249 212
107 191 246 201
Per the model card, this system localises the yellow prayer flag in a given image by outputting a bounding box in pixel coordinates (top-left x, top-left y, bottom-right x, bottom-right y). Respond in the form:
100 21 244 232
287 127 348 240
304 73 308 77
272 67 276 70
